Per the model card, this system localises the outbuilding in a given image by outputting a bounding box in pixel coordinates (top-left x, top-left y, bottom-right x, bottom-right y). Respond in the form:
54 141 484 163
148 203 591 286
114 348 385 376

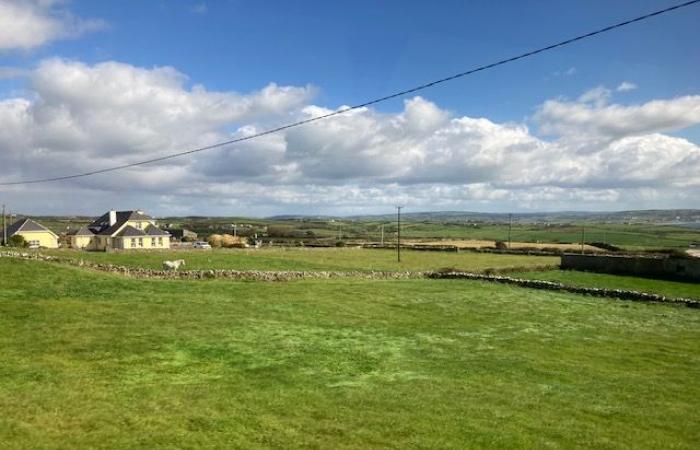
4 218 59 248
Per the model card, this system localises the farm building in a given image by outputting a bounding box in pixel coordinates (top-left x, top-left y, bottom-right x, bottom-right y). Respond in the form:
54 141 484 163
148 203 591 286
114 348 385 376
67 210 170 251
3 218 59 248
165 228 198 241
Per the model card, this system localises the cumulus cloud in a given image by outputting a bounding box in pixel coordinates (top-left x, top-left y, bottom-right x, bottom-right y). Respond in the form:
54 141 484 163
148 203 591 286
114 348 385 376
0 62 699 215
536 89 700 141
0 0 106 51
617 81 638 92
0 59 315 191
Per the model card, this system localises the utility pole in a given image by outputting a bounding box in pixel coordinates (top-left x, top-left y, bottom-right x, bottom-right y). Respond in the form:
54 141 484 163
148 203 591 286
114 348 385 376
233 224 237 237
397 206 402 262
581 226 585 254
508 213 513 249
380 224 384 246
2 204 6 246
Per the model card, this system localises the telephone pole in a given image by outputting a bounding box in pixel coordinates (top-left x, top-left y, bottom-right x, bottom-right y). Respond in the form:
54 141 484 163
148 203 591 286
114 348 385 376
380 224 385 246
508 213 513 249
397 206 402 262
581 226 586 254
2 204 6 246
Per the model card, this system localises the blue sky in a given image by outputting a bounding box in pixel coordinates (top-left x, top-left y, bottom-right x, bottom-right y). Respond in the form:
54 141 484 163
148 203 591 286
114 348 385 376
0 0 699 215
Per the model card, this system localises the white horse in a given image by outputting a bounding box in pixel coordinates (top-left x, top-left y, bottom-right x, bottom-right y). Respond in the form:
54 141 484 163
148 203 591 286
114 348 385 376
162 259 186 271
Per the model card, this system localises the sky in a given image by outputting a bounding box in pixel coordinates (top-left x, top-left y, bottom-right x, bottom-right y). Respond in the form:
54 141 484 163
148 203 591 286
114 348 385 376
0 0 699 217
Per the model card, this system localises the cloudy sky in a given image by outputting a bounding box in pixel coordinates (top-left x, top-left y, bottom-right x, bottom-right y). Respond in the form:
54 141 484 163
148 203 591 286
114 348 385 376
0 0 699 216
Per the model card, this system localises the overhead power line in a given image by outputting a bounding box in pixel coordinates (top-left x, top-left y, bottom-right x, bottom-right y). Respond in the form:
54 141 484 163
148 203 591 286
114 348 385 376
2 0 698 186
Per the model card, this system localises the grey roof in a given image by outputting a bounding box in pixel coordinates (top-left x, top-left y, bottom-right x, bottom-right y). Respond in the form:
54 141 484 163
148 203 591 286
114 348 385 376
68 226 94 236
145 225 170 236
6 218 54 236
88 210 153 236
116 226 146 237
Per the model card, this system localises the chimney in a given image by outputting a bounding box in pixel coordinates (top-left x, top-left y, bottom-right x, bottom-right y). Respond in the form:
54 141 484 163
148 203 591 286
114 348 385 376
108 210 117 226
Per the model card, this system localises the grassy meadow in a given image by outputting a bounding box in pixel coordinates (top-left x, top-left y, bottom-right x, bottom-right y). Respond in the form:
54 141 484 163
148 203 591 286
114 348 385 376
510 269 700 300
1 258 699 449
42 247 559 272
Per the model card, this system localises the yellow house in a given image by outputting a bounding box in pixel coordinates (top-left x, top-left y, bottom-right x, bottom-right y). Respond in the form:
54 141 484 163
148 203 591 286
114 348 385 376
5 218 59 248
69 210 170 251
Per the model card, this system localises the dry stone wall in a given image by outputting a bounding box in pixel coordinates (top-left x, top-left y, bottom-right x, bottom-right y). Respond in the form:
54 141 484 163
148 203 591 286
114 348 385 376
1 251 697 308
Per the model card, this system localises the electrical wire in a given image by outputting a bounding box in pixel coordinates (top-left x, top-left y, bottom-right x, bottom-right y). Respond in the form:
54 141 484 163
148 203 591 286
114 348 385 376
1 0 698 186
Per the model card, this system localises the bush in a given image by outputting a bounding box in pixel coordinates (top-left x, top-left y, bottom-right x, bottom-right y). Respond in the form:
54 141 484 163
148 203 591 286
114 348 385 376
8 235 26 247
335 240 346 247
494 240 507 250
267 225 295 238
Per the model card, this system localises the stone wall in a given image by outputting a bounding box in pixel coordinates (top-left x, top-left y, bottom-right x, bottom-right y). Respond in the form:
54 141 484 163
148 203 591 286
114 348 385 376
561 254 700 282
1 251 697 307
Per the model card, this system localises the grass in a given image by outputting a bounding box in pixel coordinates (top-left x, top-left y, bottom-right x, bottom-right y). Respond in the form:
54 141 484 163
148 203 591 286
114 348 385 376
1 259 699 449
41 247 559 272
510 269 700 300
380 222 700 249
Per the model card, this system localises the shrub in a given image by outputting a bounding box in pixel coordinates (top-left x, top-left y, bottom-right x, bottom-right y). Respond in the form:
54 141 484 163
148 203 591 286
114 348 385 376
335 240 346 247
8 235 26 247
494 240 507 250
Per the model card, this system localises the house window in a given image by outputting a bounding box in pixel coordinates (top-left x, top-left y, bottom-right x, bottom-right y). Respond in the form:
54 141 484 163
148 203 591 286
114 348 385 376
28 240 40 247
151 238 156 247
131 238 136 248
138 238 143 247
135 222 142 230
158 237 163 246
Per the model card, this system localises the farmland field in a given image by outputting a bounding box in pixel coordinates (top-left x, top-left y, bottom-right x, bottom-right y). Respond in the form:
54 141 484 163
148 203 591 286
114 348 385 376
41 247 559 272
413 239 602 252
1 258 699 449
510 269 700 300
34 215 700 250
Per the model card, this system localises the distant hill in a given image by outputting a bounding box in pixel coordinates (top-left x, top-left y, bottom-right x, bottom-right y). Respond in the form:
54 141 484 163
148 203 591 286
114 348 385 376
270 209 700 225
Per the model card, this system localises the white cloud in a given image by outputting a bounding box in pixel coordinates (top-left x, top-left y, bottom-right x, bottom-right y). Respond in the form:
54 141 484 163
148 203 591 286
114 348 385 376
552 67 577 77
617 81 638 92
0 0 106 51
535 92 700 141
1 64 699 215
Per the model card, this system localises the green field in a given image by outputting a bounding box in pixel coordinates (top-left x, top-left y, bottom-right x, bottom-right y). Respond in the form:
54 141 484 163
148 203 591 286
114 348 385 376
1 259 699 449
31 215 700 250
510 269 700 300
395 222 700 249
42 247 559 272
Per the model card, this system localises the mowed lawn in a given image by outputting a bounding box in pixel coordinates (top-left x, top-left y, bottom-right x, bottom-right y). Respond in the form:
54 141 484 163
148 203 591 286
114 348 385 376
1 259 699 449
42 247 559 272
511 269 700 300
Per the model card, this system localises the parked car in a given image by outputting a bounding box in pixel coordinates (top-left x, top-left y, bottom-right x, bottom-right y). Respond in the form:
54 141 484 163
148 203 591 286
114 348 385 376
193 241 212 249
